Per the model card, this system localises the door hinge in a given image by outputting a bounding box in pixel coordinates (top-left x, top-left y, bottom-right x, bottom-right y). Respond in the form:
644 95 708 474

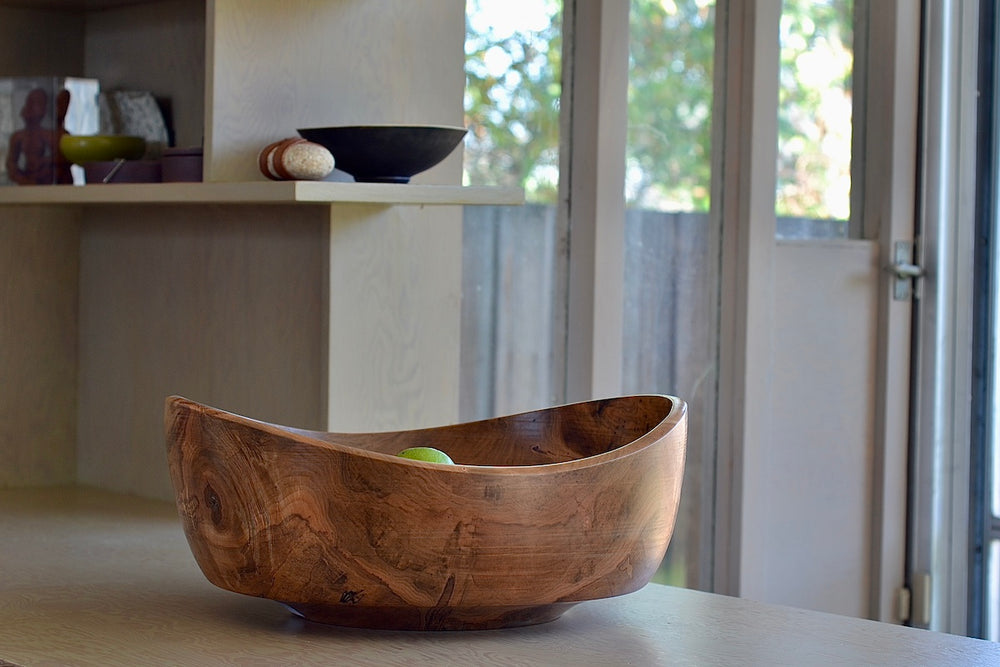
911 572 932 627
896 586 911 622
887 239 924 301
896 574 932 625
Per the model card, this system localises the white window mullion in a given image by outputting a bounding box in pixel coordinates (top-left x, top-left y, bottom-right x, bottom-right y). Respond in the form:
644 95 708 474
562 0 630 402
712 0 782 598
909 0 979 634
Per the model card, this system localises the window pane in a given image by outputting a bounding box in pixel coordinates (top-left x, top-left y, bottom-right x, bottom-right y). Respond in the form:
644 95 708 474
626 0 714 211
776 0 854 239
461 0 563 419
463 0 561 203
464 0 722 593
624 0 718 591
989 540 1000 641
993 343 1000 516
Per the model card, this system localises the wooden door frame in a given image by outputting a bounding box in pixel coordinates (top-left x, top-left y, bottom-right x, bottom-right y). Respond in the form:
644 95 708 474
862 0 922 624
711 0 781 600
558 0 921 619
711 0 920 622
908 0 980 633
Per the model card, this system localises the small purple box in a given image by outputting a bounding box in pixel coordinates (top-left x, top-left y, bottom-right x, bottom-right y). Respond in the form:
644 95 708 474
162 146 203 182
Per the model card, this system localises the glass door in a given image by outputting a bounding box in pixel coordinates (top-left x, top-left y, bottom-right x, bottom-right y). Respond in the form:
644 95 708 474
462 0 722 590
775 0 855 240
906 0 980 634
972 0 1000 640
462 0 565 419
623 0 719 589
462 2 921 612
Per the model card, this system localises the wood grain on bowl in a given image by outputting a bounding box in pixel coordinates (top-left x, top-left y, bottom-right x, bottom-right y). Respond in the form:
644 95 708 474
165 394 686 630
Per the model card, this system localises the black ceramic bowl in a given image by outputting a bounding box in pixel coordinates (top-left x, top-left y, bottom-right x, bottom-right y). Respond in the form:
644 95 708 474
296 124 467 184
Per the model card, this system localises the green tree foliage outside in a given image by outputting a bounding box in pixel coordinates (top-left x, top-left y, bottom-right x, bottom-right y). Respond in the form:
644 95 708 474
777 0 854 220
464 0 562 203
627 0 715 212
464 0 854 214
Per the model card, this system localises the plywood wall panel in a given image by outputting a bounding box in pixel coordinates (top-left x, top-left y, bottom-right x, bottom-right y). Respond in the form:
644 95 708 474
0 7 84 77
206 0 465 181
0 206 79 487
76 205 328 500
327 204 462 432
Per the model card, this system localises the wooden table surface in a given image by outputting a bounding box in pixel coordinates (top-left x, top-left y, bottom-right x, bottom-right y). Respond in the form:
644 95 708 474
2 486 998 666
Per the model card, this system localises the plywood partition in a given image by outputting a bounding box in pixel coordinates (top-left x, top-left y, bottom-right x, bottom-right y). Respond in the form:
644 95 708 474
0 8 83 490
204 0 469 429
0 207 80 487
1 1 470 500
327 204 463 432
206 0 466 182
76 205 329 500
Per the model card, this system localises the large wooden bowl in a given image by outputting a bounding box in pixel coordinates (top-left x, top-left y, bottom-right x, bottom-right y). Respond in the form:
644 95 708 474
165 394 687 630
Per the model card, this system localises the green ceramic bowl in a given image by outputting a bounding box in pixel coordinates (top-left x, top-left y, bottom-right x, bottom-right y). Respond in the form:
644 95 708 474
59 135 146 165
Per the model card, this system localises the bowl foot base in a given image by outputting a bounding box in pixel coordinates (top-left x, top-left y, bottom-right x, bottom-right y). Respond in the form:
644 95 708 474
284 601 578 631
352 175 412 184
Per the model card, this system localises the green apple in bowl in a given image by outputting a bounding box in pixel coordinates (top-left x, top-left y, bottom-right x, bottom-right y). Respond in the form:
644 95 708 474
396 446 455 465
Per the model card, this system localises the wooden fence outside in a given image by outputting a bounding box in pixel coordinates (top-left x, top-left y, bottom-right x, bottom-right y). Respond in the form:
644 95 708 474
460 204 843 588
461 204 718 588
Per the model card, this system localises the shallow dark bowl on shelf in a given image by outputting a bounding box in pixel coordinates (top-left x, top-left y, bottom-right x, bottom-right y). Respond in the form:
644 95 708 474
296 124 467 183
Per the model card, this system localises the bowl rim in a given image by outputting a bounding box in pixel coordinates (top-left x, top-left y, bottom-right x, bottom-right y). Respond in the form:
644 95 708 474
59 134 146 143
168 394 685 475
297 123 468 133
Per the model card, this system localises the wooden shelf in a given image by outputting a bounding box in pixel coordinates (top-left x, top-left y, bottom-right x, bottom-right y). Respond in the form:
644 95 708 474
0 181 524 206
0 2 498 500
0 0 147 9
